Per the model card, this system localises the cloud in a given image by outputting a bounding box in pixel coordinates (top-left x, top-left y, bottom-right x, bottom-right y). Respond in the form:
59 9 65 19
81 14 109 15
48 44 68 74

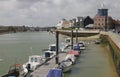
0 0 120 26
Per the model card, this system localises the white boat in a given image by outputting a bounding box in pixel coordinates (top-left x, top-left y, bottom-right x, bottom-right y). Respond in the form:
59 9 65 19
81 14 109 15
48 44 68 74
19 64 28 77
44 44 57 58
58 60 73 72
95 39 101 44
65 38 71 46
64 54 76 64
49 44 56 52
60 42 69 52
22 55 46 72
77 41 85 50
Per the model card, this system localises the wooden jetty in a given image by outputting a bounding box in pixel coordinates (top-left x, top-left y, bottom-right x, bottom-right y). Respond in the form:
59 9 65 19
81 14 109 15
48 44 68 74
26 31 70 77
26 53 67 77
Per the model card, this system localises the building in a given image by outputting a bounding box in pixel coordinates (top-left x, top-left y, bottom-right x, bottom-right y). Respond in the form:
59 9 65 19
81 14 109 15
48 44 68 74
93 5 113 29
112 20 120 32
57 16 93 29
56 19 72 29
83 16 94 28
76 17 84 28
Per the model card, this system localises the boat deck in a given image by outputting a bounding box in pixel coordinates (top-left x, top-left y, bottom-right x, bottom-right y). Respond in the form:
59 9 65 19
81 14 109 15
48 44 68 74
26 53 67 77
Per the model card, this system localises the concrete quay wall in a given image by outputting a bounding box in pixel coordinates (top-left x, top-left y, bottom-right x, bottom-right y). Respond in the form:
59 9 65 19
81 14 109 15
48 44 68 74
100 31 120 75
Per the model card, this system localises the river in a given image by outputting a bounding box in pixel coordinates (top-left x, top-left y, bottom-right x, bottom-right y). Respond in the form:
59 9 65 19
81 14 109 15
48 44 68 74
0 32 118 77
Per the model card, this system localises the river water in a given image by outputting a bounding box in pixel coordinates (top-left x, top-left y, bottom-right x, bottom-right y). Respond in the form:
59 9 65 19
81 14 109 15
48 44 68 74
0 32 118 77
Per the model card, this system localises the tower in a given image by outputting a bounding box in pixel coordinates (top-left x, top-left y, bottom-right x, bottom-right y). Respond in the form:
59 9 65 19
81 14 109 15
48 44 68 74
98 3 108 16
93 3 112 29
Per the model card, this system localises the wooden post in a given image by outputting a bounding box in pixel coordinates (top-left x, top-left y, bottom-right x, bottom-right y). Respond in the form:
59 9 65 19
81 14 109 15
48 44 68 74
76 29 78 43
55 31 59 64
71 30 73 50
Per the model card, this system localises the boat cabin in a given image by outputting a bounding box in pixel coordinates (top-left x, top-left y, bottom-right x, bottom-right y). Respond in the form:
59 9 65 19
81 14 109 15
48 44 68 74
77 41 85 50
49 44 56 52
65 38 71 45
28 55 44 64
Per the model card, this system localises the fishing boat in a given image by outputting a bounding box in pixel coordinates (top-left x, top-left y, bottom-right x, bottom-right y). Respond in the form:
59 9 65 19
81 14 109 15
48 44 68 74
47 68 64 77
57 59 73 73
2 64 22 77
22 55 46 72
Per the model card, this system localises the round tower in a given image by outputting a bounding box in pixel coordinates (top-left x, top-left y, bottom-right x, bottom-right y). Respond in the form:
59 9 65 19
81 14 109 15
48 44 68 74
98 3 108 16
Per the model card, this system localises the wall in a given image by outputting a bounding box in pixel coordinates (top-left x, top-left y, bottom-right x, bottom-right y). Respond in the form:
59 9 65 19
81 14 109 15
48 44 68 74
100 32 120 76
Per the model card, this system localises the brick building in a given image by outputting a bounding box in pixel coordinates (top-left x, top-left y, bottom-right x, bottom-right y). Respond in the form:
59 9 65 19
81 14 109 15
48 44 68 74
94 6 113 29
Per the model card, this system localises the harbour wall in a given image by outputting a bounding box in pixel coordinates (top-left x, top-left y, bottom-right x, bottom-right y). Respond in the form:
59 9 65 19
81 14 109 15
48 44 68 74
100 32 120 76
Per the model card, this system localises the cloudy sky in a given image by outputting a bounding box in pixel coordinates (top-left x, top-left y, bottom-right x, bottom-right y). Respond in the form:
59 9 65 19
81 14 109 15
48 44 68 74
0 0 120 27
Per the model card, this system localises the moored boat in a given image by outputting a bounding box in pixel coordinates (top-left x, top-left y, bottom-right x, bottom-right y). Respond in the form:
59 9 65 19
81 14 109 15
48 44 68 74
22 55 46 72
73 45 81 53
64 54 76 64
44 44 57 59
46 68 64 77
60 42 69 52
2 64 22 77
95 39 101 44
77 41 86 50
65 38 71 46
68 50 80 57
57 60 73 73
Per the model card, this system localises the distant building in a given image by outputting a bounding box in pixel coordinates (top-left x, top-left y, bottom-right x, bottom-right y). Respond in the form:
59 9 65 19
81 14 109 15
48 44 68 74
93 5 113 29
83 16 94 28
76 17 84 28
57 16 93 29
112 20 120 32
56 19 72 29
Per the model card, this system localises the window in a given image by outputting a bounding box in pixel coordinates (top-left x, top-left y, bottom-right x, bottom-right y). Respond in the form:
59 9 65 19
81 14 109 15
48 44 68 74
50 46 56 51
98 23 100 26
31 58 34 62
35 58 38 62
99 19 100 21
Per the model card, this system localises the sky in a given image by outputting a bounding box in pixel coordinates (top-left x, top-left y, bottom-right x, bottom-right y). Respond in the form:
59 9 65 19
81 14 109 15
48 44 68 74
0 0 120 27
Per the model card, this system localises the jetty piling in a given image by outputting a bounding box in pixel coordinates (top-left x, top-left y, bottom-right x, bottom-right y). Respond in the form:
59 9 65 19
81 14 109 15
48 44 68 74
55 31 59 64
71 29 73 49
76 29 78 43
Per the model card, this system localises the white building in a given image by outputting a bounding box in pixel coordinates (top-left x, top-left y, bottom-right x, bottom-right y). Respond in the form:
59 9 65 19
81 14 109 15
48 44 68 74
56 19 73 29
